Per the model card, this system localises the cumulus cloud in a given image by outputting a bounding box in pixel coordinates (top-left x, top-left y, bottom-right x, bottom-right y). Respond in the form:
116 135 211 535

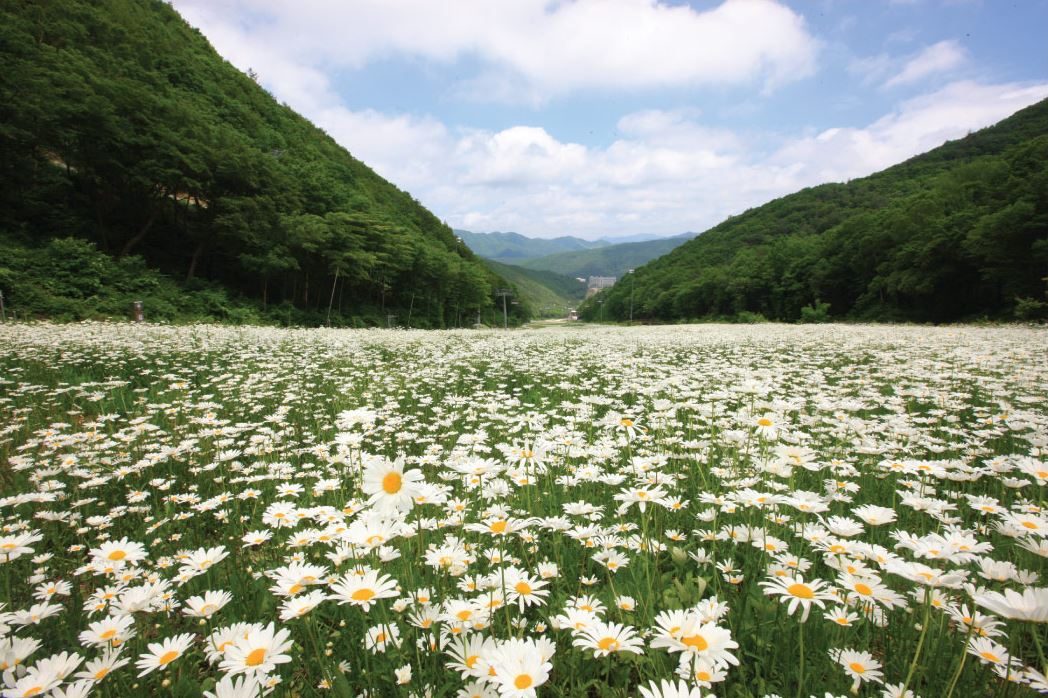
884 40 967 88
772 81 1048 182
174 0 818 102
302 80 1047 238
169 2 1047 238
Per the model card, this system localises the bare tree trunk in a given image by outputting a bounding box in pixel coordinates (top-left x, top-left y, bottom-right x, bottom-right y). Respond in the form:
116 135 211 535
326 266 340 325
262 278 268 311
119 207 158 257
186 242 204 281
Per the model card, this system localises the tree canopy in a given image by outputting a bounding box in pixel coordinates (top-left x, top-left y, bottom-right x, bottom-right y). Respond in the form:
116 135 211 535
0 0 526 326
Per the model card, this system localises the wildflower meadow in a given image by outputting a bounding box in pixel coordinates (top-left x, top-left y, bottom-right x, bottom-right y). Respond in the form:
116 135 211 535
0 321 1046 698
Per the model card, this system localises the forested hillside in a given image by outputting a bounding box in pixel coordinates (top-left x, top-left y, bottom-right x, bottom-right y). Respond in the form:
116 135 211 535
582 98 1048 323
0 0 524 326
481 259 586 318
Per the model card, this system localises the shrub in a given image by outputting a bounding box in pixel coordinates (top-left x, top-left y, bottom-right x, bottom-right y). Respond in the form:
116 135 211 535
1014 296 1048 321
734 310 768 324
800 299 832 323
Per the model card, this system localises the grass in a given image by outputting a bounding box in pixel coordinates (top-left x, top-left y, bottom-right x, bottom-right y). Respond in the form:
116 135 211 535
0 321 1046 697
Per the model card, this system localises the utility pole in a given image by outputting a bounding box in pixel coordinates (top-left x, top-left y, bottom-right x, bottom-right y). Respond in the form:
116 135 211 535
0 290 6 323
598 299 604 323
386 314 395 329
628 268 635 324
495 288 511 329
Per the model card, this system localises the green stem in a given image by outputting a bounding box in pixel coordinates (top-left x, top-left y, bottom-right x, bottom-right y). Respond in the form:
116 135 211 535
944 622 976 698
1032 623 1048 677
902 593 932 694
796 620 805 698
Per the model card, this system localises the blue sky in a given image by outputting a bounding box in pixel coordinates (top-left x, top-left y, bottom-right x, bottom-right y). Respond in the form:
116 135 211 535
173 0 1048 239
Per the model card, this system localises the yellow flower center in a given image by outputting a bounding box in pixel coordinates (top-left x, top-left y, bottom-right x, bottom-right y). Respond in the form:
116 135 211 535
382 472 402 494
681 634 709 651
158 650 179 665
849 662 866 674
514 674 533 689
21 687 43 697
489 520 508 534
854 583 873 596
620 419 634 427
457 610 473 621
94 668 109 680
788 583 815 599
245 648 267 666
108 550 127 561
352 588 376 602
598 637 619 651
515 582 532 595
99 629 117 640
757 418 773 427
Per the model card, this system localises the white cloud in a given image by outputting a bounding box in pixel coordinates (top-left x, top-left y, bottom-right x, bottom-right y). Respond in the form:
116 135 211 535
772 81 1048 183
169 2 1047 239
884 39 967 88
173 0 818 102
349 80 1048 238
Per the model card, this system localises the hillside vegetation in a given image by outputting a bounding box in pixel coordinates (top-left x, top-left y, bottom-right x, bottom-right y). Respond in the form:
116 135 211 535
583 98 1048 323
0 0 525 326
481 259 586 317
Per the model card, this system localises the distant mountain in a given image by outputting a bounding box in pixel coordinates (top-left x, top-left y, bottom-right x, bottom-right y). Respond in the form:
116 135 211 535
582 97 1048 323
517 233 698 280
454 228 694 263
454 230 605 261
593 233 666 244
481 259 587 317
